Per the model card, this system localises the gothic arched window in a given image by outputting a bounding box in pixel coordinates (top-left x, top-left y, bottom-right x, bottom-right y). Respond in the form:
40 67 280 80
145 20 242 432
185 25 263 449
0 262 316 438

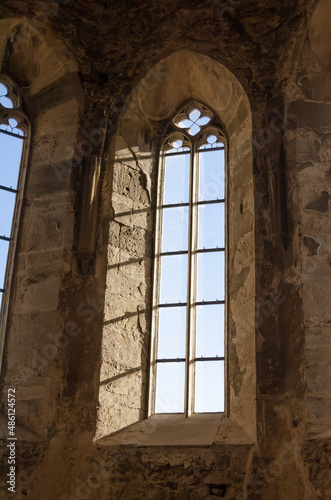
149 101 227 416
0 75 29 318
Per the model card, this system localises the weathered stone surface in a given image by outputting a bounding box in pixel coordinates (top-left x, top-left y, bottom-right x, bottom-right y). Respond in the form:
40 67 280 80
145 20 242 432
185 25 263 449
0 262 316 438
0 0 330 499
305 190 331 214
303 236 320 255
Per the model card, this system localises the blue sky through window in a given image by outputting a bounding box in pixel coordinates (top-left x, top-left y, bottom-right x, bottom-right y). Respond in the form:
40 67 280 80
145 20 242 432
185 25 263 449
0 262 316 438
0 133 23 187
0 81 25 310
0 240 10 291
163 153 190 205
0 83 14 109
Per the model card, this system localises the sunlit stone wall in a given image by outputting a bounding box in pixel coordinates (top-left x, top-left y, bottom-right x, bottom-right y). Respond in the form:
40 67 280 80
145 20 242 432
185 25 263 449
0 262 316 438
97 50 255 440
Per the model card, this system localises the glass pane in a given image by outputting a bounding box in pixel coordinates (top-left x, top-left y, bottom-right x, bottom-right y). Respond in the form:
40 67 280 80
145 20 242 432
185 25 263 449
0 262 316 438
199 149 225 201
0 83 13 109
161 206 189 252
194 360 224 412
0 291 3 310
177 118 192 129
197 251 225 302
157 306 186 359
196 304 224 358
0 132 23 188
163 153 190 205
198 203 225 249
160 254 188 304
0 239 10 289
156 362 185 413
189 108 200 121
189 124 200 136
197 115 211 126
0 190 16 237
0 96 13 108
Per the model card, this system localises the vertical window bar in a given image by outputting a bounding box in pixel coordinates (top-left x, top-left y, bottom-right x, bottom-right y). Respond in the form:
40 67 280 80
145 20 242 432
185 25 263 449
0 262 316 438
188 145 201 416
184 142 195 417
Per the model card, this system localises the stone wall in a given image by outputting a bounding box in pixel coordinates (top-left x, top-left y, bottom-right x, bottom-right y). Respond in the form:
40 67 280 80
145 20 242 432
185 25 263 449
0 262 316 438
0 0 330 499
286 0 331 438
0 19 83 439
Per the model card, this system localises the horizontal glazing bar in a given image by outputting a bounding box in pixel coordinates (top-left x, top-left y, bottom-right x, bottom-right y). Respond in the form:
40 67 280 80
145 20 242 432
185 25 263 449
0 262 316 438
163 150 191 157
154 412 184 415
196 199 225 205
0 184 18 194
195 248 225 254
157 198 225 210
160 202 190 209
194 300 225 306
0 289 4 293
0 235 11 242
157 302 187 308
0 129 24 139
197 146 225 152
193 357 225 362
156 357 224 363
159 250 188 257
156 358 186 363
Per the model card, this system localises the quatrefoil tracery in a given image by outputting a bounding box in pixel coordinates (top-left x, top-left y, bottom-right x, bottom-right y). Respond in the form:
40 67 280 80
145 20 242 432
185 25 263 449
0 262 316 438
173 102 214 136
0 78 28 137
163 103 225 154
0 77 20 110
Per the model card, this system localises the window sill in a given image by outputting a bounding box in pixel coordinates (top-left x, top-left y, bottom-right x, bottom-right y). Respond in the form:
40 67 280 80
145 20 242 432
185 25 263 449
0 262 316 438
95 414 255 447
308 427 331 440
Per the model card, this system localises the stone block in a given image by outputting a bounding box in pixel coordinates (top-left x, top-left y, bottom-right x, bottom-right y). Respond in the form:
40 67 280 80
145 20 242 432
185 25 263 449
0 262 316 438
302 280 331 326
5 310 62 354
16 275 61 314
229 150 253 190
306 364 331 394
19 194 70 252
289 101 331 130
306 326 331 364
112 192 133 227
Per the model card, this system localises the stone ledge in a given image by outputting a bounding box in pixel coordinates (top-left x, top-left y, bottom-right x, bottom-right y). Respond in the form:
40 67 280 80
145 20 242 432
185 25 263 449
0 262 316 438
308 422 331 441
95 415 256 447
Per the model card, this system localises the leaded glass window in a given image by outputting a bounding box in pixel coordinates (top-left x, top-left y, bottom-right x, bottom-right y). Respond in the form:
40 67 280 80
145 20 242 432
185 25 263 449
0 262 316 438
149 102 227 416
0 76 29 314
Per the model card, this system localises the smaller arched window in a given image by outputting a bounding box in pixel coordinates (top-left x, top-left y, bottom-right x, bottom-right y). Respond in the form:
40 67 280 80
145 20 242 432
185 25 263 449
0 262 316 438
149 101 227 416
0 76 29 318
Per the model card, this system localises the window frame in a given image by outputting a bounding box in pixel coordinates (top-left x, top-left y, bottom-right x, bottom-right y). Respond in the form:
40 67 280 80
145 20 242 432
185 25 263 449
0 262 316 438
0 74 30 368
148 100 228 418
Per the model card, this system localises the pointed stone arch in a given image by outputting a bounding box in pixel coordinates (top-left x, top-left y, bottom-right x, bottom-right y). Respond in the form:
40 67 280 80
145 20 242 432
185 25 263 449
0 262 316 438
0 17 83 438
97 49 256 442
